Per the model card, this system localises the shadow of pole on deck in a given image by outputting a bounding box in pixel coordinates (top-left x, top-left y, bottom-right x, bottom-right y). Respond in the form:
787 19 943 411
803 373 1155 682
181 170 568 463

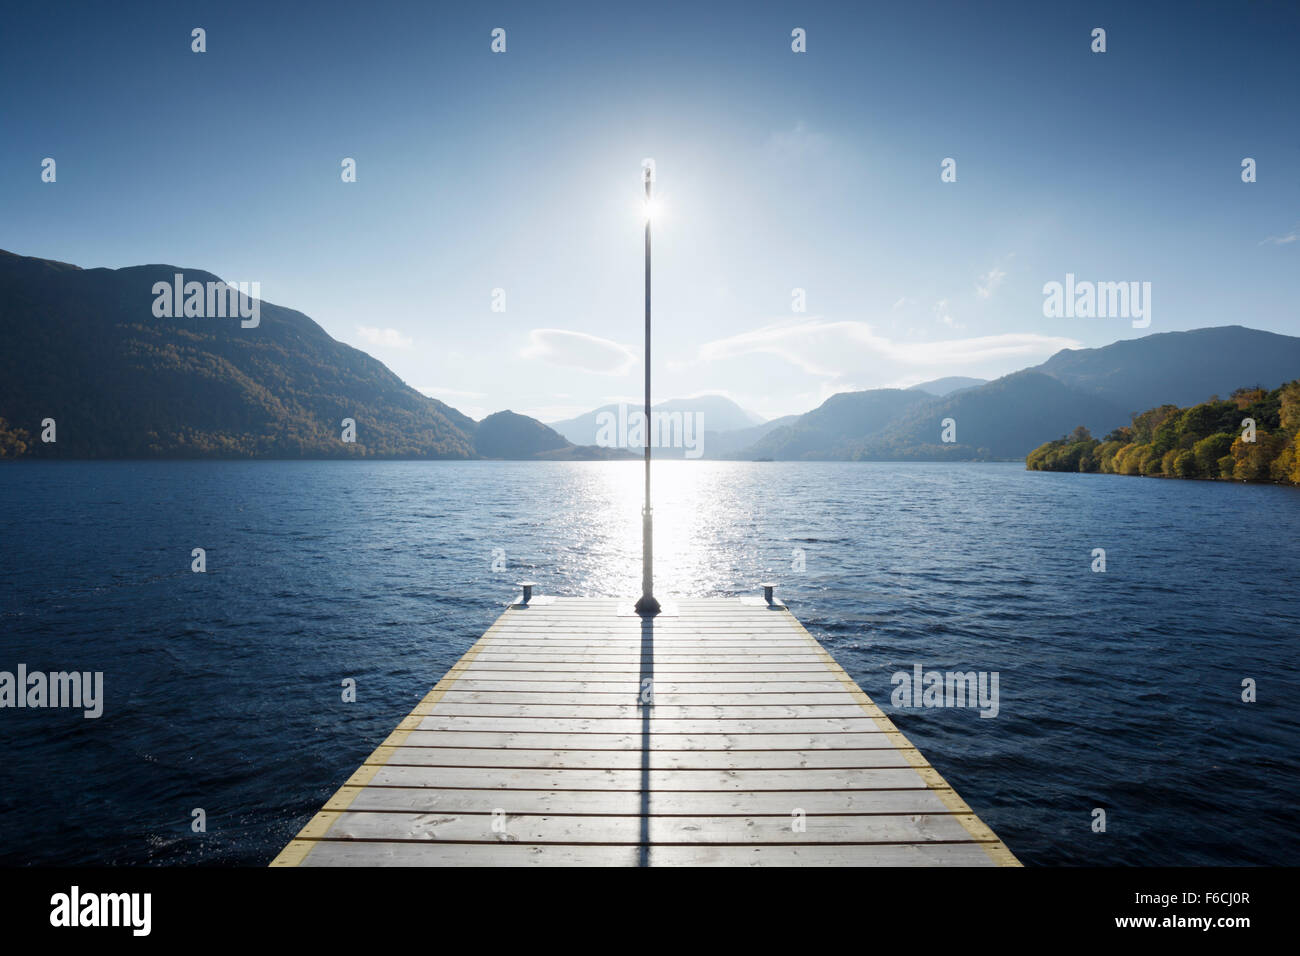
637 614 654 867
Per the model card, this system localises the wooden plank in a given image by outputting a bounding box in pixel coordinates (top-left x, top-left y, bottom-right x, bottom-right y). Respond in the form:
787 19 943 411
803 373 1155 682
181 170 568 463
288 841 996 867
479 639 818 645
431 691 862 705
369 746 916 770
324 785 957 815
310 811 986 844
394 731 899 750
420 705 874 719
288 841 640 867
448 680 851 693
469 652 824 661
469 655 825 662
355 765 934 791
462 671 826 676
454 676 842 685
648 843 999 867
411 715 884 734
272 597 1019 868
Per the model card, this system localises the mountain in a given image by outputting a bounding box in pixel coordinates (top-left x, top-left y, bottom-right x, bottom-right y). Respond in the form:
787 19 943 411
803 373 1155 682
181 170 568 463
702 415 799 458
730 327 1300 461
6 251 1295 465
472 410 631 460
0 250 622 460
853 371 1129 459
549 394 764 446
740 389 935 460
474 411 570 459
1030 326 1300 416
908 376 987 397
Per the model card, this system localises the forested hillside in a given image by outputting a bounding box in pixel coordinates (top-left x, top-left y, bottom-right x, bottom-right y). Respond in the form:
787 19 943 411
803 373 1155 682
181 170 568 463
1026 383 1300 483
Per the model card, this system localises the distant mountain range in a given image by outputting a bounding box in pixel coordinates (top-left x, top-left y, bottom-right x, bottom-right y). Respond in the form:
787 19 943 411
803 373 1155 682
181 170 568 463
549 395 764 444
547 395 777 459
742 389 934 460
3 249 1297 462
543 376 991 460
546 328 1300 461
908 376 987 397
0 250 626 460
721 327 1300 460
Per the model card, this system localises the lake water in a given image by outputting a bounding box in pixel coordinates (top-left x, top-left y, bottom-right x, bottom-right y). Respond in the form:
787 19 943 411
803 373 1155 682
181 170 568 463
1 460 1297 866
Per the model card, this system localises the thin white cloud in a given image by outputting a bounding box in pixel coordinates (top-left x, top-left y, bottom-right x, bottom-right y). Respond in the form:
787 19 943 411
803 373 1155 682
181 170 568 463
976 267 1007 298
1260 230 1298 245
356 326 413 349
521 328 637 376
766 120 831 161
933 298 962 329
696 320 841 377
694 318 1080 378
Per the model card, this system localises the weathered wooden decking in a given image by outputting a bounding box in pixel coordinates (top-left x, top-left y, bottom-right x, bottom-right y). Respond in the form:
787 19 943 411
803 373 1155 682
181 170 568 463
272 597 1018 866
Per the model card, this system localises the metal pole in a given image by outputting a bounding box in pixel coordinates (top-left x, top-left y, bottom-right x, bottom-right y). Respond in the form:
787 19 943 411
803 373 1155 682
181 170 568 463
636 168 660 615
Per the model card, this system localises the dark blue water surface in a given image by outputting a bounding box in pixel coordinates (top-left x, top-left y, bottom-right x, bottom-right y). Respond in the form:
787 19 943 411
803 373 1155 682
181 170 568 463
0 460 1296 866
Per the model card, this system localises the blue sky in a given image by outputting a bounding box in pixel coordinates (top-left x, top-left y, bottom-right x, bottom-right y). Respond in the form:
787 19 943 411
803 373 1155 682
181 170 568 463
2 0 1297 421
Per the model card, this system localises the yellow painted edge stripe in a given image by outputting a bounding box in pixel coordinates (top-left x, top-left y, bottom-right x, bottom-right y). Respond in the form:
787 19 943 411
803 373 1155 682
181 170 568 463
269 611 509 866
784 613 1021 867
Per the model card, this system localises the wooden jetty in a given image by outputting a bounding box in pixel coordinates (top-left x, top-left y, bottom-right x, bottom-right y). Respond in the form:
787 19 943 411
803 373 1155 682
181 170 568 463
272 594 1019 866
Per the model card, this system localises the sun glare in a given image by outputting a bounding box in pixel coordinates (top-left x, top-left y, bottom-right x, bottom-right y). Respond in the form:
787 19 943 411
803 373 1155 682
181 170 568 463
579 459 719 598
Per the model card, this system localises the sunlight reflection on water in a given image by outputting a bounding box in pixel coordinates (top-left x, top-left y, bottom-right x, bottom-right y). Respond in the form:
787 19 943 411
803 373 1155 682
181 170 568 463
1 459 1298 866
